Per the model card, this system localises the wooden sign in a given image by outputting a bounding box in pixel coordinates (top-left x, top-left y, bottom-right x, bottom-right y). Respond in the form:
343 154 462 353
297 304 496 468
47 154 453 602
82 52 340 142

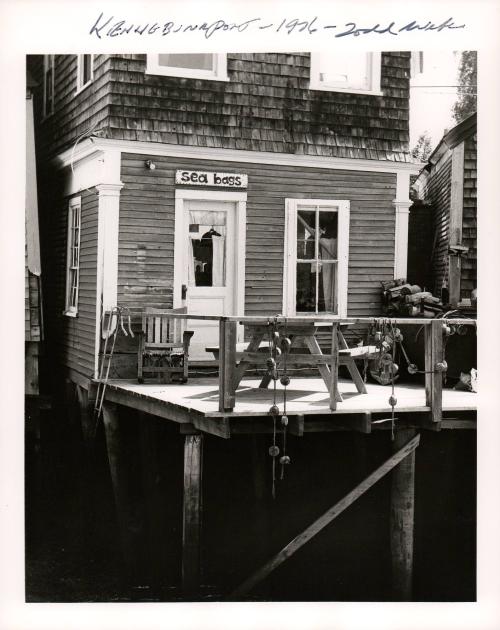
175 170 248 188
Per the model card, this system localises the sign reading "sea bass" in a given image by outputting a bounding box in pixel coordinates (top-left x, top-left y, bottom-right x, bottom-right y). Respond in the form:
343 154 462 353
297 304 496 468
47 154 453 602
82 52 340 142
175 170 248 188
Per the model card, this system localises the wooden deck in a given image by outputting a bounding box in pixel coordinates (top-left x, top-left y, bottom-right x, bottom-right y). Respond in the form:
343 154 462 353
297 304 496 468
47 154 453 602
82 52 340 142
102 376 476 438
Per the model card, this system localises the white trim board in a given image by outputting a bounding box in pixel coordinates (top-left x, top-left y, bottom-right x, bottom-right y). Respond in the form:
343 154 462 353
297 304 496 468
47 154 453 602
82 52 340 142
57 137 423 176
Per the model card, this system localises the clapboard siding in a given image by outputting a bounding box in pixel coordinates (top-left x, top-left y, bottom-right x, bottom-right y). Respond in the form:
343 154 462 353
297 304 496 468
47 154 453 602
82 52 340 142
28 53 411 162
119 153 396 320
42 187 98 379
461 133 477 298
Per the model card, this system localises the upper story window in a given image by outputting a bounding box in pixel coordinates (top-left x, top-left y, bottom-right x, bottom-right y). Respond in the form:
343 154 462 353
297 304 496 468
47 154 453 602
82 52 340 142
309 52 382 95
43 54 55 117
146 53 229 81
64 197 82 316
76 54 94 93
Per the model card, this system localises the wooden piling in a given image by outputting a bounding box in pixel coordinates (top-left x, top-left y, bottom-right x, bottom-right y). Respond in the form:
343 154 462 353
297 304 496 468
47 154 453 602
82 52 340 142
390 428 417 601
182 433 204 596
102 402 136 575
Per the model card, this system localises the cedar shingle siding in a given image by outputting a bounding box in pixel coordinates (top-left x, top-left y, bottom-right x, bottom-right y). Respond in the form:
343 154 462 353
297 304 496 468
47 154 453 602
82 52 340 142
30 53 411 161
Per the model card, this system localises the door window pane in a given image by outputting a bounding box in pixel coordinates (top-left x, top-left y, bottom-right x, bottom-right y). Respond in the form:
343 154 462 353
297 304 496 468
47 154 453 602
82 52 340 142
188 210 226 287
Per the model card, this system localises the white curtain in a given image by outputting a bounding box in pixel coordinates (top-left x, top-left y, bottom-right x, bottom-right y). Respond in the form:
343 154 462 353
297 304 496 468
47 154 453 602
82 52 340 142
320 237 336 312
212 236 225 287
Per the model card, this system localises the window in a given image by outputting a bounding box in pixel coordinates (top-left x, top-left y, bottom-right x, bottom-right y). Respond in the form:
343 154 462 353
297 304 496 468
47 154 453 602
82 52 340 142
76 54 94 92
43 54 55 117
283 199 350 317
65 197 81 316
146 53 228 81
309 52 382 95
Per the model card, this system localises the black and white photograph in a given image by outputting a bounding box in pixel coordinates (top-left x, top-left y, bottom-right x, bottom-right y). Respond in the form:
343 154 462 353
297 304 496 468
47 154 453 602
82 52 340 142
2 1 500 629
24 48 477 603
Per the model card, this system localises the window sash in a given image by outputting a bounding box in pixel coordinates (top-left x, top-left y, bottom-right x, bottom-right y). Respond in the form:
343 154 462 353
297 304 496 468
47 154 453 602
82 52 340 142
309 52 382 95
65 199 81 314
76 54 94 91
284 199 350 318
146 53 228 81
43 55 55 116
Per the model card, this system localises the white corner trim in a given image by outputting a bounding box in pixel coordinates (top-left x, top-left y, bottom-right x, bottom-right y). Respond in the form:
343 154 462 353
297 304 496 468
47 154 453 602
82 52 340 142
60 137 422 176
393 169 412 280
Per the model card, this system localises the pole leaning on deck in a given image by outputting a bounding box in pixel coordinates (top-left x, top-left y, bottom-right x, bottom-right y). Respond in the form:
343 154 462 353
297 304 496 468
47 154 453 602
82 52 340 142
390 428 417 601
425 320 443 424
219 318 237 412
182 433 204 596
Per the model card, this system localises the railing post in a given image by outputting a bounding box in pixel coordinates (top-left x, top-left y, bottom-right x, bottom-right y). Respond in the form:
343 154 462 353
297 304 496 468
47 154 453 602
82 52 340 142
424 319 443 424
219 318 237 412
329 322 339 411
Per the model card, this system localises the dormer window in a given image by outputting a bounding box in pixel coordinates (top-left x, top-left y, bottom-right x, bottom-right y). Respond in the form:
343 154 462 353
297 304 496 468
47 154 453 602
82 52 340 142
146 54 228 81
309 52 382 95
76 54 94 93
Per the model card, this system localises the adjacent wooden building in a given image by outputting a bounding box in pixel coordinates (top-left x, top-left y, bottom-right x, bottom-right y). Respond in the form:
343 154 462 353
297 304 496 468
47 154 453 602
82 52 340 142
412 112 477 309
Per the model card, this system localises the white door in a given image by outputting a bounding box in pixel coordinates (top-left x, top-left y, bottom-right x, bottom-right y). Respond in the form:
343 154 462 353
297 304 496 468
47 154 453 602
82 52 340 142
183 199 236 360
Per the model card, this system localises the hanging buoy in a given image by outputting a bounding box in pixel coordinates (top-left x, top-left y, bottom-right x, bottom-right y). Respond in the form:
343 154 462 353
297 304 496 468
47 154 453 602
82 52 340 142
280 375 290 386
435 360 448 372
279 455 291 465
273 330 280 342
389 395 397 407
280 337 292 353
269 404 280 416
266 357 276 369
274 347 282 357
407 363 419 375
374 331 382 342
281 415 289 426
442 324 452 336
269 445 280 457
391 363 399 376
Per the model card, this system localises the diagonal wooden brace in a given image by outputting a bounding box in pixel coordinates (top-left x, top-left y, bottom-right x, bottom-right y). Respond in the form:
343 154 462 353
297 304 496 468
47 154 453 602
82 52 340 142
228 433 421 599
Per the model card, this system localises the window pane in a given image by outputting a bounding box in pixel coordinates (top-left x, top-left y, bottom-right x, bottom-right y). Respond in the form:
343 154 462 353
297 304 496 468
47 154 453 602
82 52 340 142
317 262 337 313
188 210 226 287
158 54 214 71
297 209 316 260
296 262 317 312
317 52 371 90
318 211 338 261
82 55 92 84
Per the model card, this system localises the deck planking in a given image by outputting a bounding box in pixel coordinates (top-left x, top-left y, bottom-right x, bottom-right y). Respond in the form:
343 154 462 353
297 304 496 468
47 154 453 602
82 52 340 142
104 377 476 421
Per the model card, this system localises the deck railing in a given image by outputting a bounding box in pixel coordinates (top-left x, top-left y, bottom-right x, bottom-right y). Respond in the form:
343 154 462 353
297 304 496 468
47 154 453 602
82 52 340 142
158 313 477 423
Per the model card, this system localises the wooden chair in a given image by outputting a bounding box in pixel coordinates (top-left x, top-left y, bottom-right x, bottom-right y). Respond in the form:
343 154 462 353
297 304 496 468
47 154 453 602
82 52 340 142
137 307 194 384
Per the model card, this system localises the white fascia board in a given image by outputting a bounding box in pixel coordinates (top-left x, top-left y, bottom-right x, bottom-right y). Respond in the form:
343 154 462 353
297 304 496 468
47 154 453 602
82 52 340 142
57 137 423 176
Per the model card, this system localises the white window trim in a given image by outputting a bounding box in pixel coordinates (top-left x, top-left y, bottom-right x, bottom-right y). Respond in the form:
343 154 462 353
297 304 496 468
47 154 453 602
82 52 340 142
43 54 55 118
146 53 229 81
309 52 382 96
64 196 82 317
283 199 350 318
75 54 94 95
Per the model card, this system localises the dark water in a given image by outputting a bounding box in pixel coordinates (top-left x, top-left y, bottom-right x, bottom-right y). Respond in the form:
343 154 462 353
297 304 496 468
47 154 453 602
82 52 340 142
26 407 476 602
